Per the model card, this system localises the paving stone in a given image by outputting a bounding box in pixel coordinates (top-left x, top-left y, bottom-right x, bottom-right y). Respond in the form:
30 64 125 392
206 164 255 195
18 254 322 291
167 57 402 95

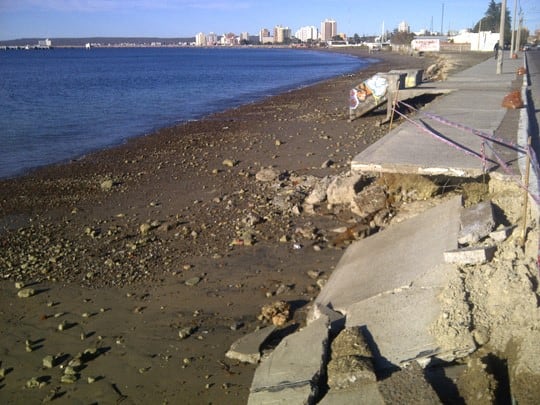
458 201 495 244
444 245 496 265
225 325 276 364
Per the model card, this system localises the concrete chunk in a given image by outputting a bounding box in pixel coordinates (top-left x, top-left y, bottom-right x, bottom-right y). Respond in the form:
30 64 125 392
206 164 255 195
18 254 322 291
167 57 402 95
327 327 377 390
327 355 376 389
489 225 514 242
306 303 344 333
330 327 372 358
444 246 496 265
249 316 330 400
326 174 366 206
226 325 276 364
458 201 495 244
350 183 387 218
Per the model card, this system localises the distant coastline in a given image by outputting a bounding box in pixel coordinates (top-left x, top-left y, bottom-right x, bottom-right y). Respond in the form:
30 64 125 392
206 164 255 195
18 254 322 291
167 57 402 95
0 36 343 50
0 36 195 48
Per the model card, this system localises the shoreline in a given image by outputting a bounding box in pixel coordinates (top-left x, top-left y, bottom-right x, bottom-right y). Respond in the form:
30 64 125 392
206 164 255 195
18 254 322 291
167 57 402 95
0 47 369 182
0 48 399 213
0 50 494 403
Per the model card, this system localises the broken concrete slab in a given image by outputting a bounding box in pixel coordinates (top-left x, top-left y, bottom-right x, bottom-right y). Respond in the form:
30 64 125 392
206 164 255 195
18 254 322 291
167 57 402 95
444 246 496 265
344 286 475 370
315 196 462 314
458 201 496 245
248 316 330 403
318 382 385 405
226 325 276 364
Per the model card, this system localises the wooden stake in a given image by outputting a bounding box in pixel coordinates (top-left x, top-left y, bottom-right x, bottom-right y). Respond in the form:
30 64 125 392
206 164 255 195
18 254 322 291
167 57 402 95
520 136 532 247
388 87 400 132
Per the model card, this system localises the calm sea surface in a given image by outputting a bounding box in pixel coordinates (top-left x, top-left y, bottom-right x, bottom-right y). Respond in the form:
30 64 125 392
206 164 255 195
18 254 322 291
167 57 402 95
0 47 370 179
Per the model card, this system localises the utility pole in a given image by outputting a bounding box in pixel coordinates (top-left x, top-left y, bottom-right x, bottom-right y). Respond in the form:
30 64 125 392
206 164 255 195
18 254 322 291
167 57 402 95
441 3 445 35
516 13 523 52
510 0 518 56
497 0 506 74
478 19 483 50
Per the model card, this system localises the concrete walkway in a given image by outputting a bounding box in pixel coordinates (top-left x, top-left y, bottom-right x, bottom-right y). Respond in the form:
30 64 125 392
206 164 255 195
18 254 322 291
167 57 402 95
351 54 525 179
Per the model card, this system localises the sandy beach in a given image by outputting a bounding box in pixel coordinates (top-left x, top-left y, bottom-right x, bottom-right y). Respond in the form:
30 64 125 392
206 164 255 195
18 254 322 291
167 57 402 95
1 49 517 404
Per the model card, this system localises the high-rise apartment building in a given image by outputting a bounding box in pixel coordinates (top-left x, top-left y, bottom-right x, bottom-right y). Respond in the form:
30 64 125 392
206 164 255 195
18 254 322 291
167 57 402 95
273 25 291 43
259 28 272 44
295 26 319 42
207 32 218 46
195 32 206 46
240 32 250 43
321 19 337 42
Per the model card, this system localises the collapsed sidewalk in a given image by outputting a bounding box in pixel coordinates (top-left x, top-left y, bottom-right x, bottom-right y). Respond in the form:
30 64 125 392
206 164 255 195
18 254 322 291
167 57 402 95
230 54 540 404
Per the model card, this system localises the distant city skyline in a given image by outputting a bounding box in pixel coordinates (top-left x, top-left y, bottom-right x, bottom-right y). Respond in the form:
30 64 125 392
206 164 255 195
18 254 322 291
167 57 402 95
1 0 539 41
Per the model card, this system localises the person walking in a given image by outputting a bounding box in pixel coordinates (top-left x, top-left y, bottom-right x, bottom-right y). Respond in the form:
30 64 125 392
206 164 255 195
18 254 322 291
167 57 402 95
494 42 500 59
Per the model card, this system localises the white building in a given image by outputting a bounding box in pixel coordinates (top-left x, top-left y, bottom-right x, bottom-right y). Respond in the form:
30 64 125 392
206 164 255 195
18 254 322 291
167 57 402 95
295 26 318 43
38 38 52 48
220 33 237 46
321 19 337 42
398 21 410 33
451 31 500 52
206 32 218 46
239 32 250 43
195 32 206 46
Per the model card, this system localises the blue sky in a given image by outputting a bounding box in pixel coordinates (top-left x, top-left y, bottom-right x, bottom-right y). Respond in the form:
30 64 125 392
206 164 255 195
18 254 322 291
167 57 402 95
0 0 538 40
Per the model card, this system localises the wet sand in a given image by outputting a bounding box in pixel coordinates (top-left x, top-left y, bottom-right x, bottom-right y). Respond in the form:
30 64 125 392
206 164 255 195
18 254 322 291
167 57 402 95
0 49 491 404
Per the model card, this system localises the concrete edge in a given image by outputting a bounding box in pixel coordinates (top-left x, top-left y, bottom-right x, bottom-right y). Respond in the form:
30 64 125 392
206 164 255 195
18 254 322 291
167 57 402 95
520 53 540 220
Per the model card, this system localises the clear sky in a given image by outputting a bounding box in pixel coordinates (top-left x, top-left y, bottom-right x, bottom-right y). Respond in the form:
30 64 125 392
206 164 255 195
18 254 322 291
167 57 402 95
0 0 538 40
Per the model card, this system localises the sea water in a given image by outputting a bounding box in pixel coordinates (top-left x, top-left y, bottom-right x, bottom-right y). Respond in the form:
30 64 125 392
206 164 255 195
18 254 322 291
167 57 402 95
0 47 370 178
